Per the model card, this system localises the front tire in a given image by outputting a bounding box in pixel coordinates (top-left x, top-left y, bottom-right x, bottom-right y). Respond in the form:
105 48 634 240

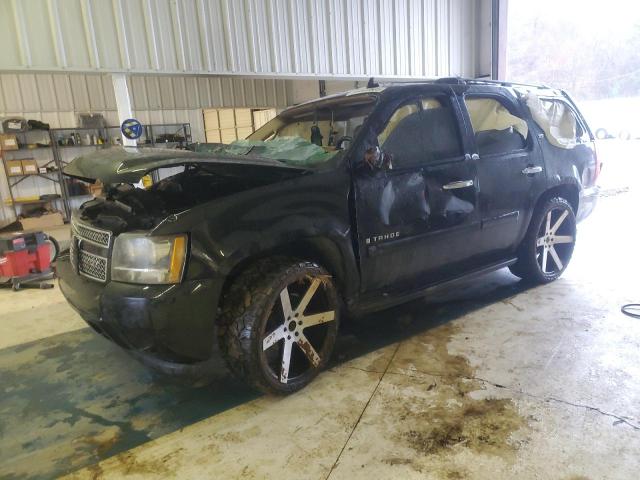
218 257 340 395
509 197 576 283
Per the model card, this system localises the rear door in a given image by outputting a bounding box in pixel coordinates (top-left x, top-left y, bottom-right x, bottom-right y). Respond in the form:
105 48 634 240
353 86 481 293
460 89 547 257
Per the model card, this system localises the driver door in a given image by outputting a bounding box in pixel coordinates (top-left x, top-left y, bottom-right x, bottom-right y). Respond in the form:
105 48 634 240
353 89 481 293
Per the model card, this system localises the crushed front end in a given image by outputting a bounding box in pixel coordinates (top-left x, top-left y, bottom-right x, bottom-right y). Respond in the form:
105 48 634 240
58 211 223 364
57 147 310 368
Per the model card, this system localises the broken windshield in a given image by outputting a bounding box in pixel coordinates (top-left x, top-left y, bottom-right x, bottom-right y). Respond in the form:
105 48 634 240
248 93 378 159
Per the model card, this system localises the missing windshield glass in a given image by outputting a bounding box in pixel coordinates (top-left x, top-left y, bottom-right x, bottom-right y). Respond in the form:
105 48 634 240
249 94 378 150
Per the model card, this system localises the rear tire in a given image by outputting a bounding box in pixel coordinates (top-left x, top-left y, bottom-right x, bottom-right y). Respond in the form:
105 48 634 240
218 257 340 395
509 197 576 283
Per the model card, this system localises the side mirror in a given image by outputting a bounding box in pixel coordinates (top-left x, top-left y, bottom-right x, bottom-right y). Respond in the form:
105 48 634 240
364 146 393 170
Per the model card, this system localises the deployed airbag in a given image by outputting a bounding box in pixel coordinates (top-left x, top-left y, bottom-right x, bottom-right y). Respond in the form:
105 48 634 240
526 93 577 149
465 98 529 139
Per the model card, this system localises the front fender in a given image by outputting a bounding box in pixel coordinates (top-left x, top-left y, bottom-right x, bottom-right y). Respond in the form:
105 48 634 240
154 168 360 301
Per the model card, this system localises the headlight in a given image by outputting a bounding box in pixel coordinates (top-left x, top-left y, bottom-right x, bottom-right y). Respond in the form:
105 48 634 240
111 233 187 284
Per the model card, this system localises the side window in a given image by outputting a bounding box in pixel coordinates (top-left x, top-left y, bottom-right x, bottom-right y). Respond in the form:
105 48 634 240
420 98 463 163
377 102 422 168
465 97 528 156
378 98 462 168
526 95 589 149
540 99 589 145
377 103 419 145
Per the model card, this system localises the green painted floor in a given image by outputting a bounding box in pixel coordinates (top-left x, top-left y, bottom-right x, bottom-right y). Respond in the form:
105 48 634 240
0 327 256 479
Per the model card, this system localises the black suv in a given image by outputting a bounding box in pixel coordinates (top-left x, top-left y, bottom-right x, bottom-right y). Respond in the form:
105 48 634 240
58 78 599 394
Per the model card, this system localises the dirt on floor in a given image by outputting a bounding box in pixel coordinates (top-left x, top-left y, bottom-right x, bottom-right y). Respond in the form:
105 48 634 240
387 323 528 469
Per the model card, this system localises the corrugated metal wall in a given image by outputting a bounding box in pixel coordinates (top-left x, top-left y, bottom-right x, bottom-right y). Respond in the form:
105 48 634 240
0 72 291 134
0 0 491 224
0 0 484 79
0 72 291 224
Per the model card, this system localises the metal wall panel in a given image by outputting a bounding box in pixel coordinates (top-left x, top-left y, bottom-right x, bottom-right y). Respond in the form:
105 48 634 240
1 72 291 130
0 0 486 79
0 71 291 223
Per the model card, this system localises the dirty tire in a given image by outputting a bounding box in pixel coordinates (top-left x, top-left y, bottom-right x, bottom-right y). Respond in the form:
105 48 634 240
218 257 340 395
509 197 576 283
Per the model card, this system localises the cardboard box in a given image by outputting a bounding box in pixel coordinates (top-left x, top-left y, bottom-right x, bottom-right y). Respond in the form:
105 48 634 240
234 109 253 127
89 180 104 197
218 109 236 129
203 110 219 129
5 160 23 176
205 129 221 143
19 211 64 231
220 128 238 144
236 127 253 140
21 159 38 175
0 134 19 151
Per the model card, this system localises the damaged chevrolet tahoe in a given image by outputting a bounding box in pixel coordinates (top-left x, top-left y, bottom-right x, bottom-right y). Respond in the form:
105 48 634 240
58 78 599 394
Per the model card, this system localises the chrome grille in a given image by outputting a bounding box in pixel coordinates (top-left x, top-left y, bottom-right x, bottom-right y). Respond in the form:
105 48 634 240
71 218 112 283
78 249 108 282
72 221 111 247
69 236 77 270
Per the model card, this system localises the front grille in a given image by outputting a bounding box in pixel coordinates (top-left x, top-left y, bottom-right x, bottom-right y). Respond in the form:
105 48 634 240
71 218 112 283
73 221 111 247
69 236 77 270
78 249 108 282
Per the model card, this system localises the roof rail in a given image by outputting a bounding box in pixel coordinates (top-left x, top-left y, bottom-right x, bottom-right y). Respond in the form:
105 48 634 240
381 76 551 90
458 77 552 90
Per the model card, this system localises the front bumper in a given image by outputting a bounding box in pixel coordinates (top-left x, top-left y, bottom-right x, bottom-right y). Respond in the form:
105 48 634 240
57 255 224 362
576 185 599 223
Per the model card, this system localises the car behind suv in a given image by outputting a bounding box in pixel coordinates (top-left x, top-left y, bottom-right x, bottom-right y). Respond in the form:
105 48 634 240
58 78 599 394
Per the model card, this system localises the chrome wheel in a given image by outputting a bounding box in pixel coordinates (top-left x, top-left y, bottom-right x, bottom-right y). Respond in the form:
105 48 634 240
262 276 337 384
536 208 575 274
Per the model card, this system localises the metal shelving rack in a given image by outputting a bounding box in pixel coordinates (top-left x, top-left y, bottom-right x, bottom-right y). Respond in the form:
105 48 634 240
2 122 191 224
1 129 68 221
104 123 192 149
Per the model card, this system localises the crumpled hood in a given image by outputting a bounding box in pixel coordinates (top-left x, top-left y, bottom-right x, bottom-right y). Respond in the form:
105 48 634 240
63 145 311 184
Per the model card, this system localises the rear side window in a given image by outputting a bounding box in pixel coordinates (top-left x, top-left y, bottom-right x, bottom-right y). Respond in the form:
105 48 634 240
378 98 462 169
464 97 528 156
525 94 589 149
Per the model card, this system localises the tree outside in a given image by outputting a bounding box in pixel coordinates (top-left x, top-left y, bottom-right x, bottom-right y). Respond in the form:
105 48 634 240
507 0 640 138
507 0 640 101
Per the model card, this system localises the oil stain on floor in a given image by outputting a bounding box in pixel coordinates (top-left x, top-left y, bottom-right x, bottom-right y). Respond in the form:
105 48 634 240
0 328 256 480
347 321 531 478
395 323 526 459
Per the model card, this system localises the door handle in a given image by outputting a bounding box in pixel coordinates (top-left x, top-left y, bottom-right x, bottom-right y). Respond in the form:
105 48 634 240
443 180 474 190
522 165 543 175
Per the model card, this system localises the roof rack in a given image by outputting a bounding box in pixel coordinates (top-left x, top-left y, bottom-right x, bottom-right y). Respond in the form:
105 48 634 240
380 76 552 90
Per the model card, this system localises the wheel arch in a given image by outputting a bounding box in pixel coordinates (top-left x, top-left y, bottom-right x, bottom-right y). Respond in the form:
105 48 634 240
218 235 359 318
535 183 579 215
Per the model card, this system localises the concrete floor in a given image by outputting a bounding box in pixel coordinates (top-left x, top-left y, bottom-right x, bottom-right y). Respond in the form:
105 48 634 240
1 140 639 479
